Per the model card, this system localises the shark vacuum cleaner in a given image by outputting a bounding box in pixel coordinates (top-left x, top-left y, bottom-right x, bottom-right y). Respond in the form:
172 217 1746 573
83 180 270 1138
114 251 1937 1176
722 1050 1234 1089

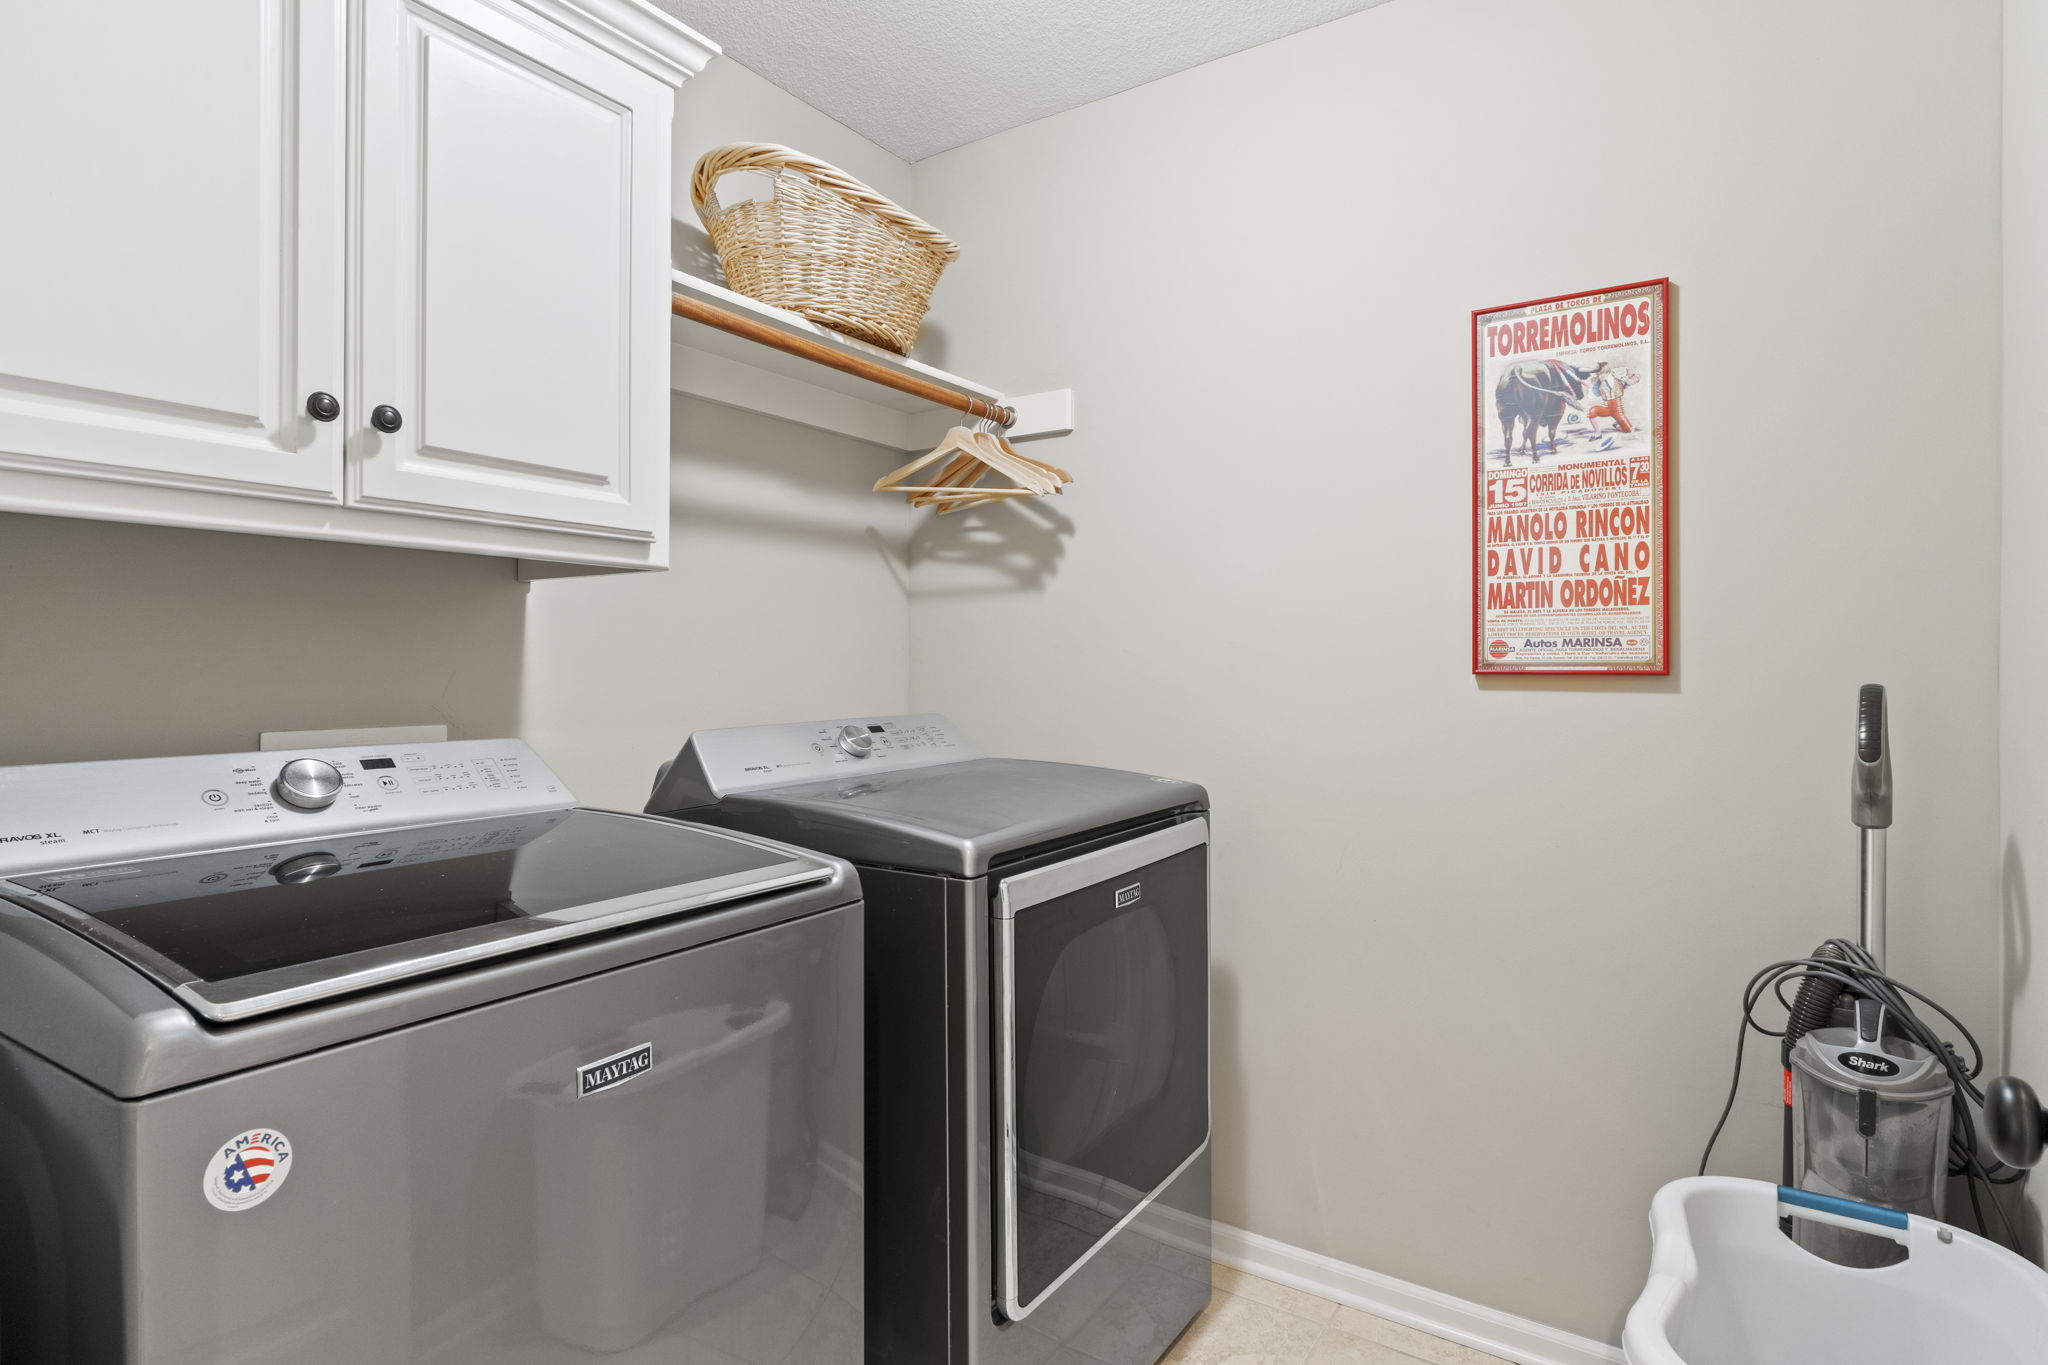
1699 685 2027 1265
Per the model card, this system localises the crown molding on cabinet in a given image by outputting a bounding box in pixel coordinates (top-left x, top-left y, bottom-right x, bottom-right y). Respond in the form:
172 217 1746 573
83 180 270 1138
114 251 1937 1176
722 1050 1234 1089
513 0 720 86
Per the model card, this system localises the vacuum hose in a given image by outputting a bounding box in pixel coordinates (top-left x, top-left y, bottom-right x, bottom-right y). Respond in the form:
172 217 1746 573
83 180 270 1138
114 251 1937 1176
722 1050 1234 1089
1780 940 1849 1190
1785 940 1849 1044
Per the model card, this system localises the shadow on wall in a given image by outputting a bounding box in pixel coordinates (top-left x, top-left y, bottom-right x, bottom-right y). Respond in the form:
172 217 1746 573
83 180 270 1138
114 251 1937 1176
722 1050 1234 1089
1474 671 1680 695
667 396 917 563
0 512 527 764
662 395 1071 594
672 220 723 286
2006 836 2032 1075
2002 836 2044 1259
1210 963 1245 1228
904 492 1073 596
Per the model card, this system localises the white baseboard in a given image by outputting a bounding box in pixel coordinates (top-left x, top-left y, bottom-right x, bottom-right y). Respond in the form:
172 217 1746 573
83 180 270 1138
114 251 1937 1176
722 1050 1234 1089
1208 1222 1624 1365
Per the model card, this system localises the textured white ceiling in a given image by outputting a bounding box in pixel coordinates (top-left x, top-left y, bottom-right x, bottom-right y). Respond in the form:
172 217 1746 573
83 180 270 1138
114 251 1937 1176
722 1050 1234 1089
654 0 1396 162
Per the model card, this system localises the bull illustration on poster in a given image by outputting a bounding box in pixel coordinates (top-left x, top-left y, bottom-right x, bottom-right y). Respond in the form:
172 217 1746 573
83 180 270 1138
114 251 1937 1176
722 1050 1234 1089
1472 279 1670 675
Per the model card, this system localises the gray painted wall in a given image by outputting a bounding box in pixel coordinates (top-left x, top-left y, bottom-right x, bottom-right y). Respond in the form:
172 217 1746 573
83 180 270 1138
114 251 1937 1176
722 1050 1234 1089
906 0 2004 1341
521 396 915 807
2004 0 2048 1259
520 56 920 809
0 512 526 761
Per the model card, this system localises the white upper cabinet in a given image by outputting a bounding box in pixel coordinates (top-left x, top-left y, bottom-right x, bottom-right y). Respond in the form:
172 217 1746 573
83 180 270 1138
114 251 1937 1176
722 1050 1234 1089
0 0 346 497
353 0 670 539
0 0 713 570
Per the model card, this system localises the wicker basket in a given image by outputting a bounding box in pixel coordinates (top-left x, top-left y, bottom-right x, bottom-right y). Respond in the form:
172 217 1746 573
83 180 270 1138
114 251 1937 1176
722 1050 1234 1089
690 143 960 356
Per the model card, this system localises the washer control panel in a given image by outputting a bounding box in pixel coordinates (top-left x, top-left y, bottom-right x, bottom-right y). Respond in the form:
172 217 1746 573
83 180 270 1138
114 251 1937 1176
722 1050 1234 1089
650 714 980 807
0 739 571 875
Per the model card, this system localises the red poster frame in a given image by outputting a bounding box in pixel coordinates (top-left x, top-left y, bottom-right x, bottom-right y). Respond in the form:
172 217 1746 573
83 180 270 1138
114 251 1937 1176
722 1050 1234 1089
1470 278 1671 676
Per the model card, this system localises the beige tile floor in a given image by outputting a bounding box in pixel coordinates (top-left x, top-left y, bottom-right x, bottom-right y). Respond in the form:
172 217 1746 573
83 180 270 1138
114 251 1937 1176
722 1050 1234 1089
1165 1266 1508 1365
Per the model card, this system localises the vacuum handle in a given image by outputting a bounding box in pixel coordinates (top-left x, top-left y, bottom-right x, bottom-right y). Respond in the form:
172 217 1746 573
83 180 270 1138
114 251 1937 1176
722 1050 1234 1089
1985 1076 2046 1169
1852 683 1893 829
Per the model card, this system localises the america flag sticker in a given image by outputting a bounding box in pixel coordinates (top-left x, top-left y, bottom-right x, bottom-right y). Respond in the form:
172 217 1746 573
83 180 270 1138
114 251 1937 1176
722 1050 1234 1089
202 1127 294 1212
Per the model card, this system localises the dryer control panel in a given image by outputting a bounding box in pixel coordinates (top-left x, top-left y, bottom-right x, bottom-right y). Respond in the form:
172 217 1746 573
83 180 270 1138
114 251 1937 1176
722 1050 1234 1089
649 714 981 808
0 739 571 875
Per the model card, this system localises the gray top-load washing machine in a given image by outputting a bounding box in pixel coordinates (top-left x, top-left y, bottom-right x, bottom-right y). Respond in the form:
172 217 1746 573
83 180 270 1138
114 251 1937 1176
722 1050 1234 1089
648 715 1212 1365
0 739 863 1365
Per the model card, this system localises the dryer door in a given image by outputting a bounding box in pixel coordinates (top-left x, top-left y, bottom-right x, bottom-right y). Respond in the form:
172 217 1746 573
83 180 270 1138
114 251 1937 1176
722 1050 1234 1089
992 817 1209 1320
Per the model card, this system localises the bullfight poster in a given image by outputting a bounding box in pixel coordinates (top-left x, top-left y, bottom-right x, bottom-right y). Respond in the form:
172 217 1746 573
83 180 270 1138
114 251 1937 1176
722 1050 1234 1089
1472 278 1670 675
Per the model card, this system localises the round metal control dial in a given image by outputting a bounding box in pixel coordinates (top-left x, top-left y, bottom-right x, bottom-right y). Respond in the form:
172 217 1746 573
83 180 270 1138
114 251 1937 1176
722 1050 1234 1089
271 852 342 884
274 758 343 811
836 724 876 758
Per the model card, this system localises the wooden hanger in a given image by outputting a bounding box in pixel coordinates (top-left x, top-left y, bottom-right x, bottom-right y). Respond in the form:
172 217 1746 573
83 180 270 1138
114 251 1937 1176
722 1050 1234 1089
965 428 1060 495
937 491 1028 514
977 425 1069 489
931 435 1059 514
876 418 1070 512
905 458 983 507
878 425 1005 509
873 426 985 494
903 441 990 507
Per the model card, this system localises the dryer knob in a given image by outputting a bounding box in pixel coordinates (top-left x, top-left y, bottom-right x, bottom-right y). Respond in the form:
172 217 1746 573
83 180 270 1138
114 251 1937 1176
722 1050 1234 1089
836 725 876 758
275 758 343 810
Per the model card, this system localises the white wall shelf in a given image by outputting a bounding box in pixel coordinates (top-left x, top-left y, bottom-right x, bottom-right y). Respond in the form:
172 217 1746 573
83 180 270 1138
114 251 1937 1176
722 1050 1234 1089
668 270 1072 450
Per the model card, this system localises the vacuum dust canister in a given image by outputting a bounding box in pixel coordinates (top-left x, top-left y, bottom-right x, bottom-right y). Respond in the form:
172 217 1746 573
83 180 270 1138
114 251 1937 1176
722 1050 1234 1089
1788 1018 1953 1267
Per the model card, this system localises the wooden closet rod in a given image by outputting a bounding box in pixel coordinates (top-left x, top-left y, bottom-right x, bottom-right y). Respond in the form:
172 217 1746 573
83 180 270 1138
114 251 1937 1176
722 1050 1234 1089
672 292 1016 427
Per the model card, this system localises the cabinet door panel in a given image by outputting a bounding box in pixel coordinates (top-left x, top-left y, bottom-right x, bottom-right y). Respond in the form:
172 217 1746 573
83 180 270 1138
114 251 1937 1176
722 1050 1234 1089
0 0 344 496
354 0 669 538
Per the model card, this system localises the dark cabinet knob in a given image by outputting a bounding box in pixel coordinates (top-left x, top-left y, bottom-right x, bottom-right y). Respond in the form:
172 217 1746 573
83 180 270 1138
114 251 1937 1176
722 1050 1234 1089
305 391 340 422
370 404 403 434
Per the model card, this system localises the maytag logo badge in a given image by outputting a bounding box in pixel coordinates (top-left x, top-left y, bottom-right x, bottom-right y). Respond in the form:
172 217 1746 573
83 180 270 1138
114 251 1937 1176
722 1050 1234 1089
1114 883 1143 908
578 1042 654 1097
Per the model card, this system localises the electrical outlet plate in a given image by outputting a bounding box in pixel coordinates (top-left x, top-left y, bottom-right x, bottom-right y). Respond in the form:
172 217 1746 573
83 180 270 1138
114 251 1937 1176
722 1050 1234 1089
259 725 451 752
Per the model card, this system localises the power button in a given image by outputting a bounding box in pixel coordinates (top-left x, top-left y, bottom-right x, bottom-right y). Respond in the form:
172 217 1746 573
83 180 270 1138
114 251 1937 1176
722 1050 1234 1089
201 789 229 807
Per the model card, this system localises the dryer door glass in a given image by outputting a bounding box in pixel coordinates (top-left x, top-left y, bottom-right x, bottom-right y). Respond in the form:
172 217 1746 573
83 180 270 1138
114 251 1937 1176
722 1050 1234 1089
994 818 1209 1320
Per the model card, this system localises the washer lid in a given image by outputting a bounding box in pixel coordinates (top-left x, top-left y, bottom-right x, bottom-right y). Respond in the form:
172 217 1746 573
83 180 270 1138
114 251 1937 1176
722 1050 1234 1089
0 810 835 1022
678 758 1209 876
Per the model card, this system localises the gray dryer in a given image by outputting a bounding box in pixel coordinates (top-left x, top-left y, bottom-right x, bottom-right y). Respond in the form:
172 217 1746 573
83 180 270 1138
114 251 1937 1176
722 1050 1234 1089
649 714 1211 1365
